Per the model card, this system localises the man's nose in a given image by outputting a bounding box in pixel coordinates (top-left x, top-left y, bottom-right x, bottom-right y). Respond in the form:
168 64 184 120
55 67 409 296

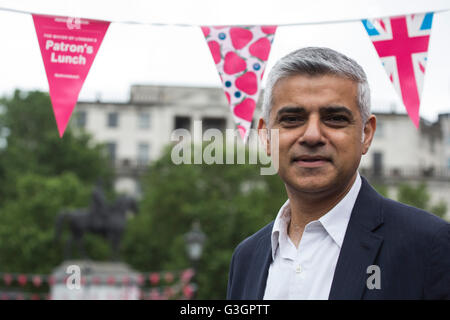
298 116 325 147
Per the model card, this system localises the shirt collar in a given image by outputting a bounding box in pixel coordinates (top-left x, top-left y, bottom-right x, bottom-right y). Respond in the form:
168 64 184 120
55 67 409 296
271 199 291 261
318 173 361 248
270 173 362 260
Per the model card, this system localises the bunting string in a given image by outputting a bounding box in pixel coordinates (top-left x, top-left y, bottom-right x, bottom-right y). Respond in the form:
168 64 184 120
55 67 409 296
0 268 196 300
0 268 194 287
0 283 195 300
0 6 448 27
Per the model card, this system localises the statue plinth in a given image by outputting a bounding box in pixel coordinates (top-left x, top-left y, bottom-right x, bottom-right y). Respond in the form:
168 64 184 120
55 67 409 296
50 260 141 300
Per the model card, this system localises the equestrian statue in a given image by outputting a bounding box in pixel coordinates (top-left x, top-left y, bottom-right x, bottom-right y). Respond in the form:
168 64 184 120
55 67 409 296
54 180 139 260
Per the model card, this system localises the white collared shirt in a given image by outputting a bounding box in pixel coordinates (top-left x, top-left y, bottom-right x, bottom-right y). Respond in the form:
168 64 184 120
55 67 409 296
263 173 362 300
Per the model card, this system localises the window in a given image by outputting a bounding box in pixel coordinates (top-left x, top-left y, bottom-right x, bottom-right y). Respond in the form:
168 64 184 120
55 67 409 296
106 142 117 163
107 112 119 128
373 152 383 177
429 137 435 154
137 142 150 166
202 117 226 133
75 111 87 128
174 116 191 131
138 112 150 129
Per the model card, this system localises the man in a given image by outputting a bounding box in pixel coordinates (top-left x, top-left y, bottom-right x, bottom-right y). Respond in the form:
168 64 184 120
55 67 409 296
227 47 449 300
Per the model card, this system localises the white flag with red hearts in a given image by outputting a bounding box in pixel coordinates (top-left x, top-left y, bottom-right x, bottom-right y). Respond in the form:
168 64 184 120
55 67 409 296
201 26 277 141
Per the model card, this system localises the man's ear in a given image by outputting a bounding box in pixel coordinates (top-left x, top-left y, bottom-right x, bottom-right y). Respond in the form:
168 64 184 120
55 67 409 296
362 115 376 155
257 118 271 156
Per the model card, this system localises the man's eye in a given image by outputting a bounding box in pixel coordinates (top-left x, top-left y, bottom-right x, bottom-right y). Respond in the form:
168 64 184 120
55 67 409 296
280 115 303 124
325 115 349 123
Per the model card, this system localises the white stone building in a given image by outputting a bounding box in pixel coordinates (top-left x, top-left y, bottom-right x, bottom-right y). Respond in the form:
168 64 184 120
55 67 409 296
72 85 450 217
74 85 236 195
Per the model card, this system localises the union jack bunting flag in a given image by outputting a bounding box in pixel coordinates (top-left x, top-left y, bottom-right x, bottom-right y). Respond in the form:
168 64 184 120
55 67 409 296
362 13 434 128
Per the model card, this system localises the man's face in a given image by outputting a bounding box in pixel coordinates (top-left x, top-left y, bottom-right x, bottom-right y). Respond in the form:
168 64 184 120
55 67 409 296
259 74 376 196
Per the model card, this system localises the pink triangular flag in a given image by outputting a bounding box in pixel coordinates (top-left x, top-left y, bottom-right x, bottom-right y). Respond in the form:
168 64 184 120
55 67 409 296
201 25 277 141
362 13 434 128
33 14 110 137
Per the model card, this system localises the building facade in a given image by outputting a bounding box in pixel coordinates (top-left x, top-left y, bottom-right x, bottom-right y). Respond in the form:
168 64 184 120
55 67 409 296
73 85 450 218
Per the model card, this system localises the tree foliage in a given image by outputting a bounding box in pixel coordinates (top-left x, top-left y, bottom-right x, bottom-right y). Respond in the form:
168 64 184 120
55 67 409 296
121 144 287 299
0 90 114 200
397 182 447 219
0 90 114 272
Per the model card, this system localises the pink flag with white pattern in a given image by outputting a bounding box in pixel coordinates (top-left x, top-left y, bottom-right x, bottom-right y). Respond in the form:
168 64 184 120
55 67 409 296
362 13 434 128
201 26 277 141
33 14 110 137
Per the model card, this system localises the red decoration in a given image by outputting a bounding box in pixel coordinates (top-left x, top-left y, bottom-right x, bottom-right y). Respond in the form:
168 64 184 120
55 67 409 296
47 276 56 286
223 52 247 75
163 286 174 299
249 37 272 61
32 275 42 287
235 71 258 95
183 284 195 299
207 41 222 64
149 288 160 300
181 269 195 283
233 98 256 122
92 276 101 285
3 274 13 286
164 272 174 284
149 273 160 285
106 276 116 285
230 27 253 50
17 274 27 286
136 274 145 286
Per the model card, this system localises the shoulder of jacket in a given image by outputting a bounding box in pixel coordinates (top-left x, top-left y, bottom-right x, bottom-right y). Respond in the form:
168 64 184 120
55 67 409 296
233 221 274 257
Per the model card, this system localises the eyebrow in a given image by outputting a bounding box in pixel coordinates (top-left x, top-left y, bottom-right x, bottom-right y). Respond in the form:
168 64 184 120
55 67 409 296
320 106 354 118
275 105 354 119
275 106 307 119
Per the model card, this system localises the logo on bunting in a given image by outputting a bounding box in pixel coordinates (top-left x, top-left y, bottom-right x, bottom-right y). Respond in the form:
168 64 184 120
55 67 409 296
201 26 277 141
362 13 434 128
33 14 110 137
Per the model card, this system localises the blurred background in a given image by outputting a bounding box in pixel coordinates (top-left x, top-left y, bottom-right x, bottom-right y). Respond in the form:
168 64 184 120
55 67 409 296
0 0 448 300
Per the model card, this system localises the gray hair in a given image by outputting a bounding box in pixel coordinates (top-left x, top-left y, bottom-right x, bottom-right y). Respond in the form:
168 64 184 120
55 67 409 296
262 47 371 125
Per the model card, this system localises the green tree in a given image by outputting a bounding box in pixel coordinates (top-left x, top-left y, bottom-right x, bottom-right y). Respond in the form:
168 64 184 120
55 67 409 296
397 182 447 219
372 184 389 198
0 90 114 201
0 90 115 272
121 144 287 299
397 182 430 209
430 201 448 219
0 173 112 273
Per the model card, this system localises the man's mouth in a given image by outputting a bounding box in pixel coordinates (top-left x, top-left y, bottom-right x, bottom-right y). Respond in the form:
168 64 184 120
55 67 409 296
292 155 331 168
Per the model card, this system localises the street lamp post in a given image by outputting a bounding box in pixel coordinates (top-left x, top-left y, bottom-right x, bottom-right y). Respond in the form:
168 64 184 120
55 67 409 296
184 221 206 299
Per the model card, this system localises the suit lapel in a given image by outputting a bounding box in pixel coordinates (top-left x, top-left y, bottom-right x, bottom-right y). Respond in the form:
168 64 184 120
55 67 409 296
329 177 384 300
245 231 272 299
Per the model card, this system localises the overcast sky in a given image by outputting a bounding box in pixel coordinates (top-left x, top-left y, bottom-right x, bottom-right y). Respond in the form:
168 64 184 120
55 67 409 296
0 0 449 121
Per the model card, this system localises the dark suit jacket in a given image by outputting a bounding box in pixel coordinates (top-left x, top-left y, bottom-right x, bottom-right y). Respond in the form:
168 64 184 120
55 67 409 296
227 177 450 299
